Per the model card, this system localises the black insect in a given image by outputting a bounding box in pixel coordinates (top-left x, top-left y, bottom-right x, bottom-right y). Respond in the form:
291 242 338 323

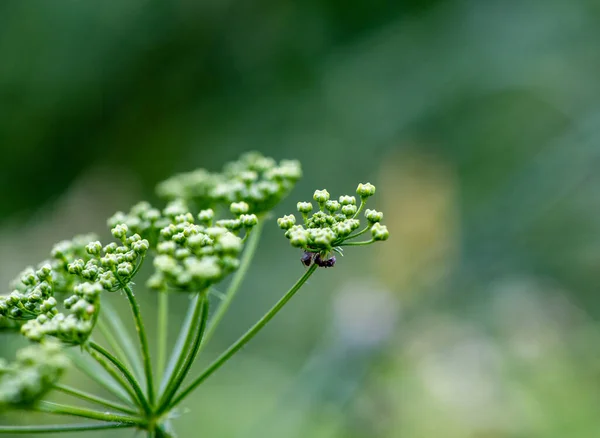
301 251 315 266
300 251 336 268
315 253 336 268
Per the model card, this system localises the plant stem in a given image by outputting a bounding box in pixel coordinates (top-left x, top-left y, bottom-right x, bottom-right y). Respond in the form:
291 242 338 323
157 291 169 383
341 226 370 242
87 342 150 414
201 220 264 352
340 239 374 246
159 293 199 394
158 295 209 413
66 349 132 404
122 282 156 407
33 401 143 426
0 423 134 434
53 384 139 415
169 264 318 410
101 298 145 380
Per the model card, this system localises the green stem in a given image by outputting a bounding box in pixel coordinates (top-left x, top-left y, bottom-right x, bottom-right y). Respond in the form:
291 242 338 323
202 219 264 349
101 299 145 381
33 401 143 426
53 384 138 415
339 239 374 247
169 264 319 410
122 283 156 406
340 226 370 243
158 294 209 413
159 294 199 394
66 349 132 404
87 342 150 414
0 423 134 434
352 199 366 219
157 291 169 383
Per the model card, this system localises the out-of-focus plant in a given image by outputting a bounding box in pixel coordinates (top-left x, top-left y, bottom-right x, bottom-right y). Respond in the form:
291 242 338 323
0 152 389 437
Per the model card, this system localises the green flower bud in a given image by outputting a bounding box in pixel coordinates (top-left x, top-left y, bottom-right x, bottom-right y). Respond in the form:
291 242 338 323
371 223 389 241
365 209 383 223
339 195 356 206
341 204 358 217
325 200 340 213
111 224 128 240
240 214 258 228
198 209 214 224
230 202 250 215
313 189 330 204
289 229 308 248
85 241 103 256
297 202 313 214
277 214 296 230
356 182 376 198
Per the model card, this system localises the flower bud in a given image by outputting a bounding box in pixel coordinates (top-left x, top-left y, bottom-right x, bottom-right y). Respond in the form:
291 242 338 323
356 182 376 198
198 209 214 224
297 202 313 214
339 195 356 206
277 215 296 230
365 209 383 223
371 223 389 241
313 189 330 204
230 202 250 215
341 204 357 217
111 224 128 240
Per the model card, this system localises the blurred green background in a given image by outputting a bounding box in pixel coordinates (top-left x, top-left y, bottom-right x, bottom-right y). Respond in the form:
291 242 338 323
3 0 600 436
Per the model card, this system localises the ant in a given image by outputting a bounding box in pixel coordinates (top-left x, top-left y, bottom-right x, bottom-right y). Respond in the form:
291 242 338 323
301 250 336 268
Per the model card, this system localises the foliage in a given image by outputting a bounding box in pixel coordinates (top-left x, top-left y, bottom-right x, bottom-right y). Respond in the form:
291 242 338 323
0 152 389 437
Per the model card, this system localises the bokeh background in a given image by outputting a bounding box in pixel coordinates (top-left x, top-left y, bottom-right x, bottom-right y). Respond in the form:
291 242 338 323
2 0 600 436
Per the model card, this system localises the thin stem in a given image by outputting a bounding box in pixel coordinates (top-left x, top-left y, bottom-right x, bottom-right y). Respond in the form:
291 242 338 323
159 294 199 394
170 264 318 410
53 384 139 415
0 423 134 434
158 295 209 413
157 291 169 383
339 239 374 247
101 299 145 381
341 226 370 243
66 349 132 404
87 342 150 414
202 219 264 349
33 401 143 426
122 282 156 407
352 199 366 219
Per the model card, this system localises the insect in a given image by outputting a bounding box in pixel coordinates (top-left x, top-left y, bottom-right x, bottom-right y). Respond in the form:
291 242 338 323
300 251 336 268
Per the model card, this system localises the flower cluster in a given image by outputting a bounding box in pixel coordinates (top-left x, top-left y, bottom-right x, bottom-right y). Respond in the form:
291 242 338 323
278 183 389 267
0 342 68 411
0 223 150 345
156 152 302 214
147 203 258 292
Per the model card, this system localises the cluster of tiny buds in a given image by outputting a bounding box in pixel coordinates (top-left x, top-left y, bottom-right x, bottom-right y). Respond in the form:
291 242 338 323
1 265 56 320
156 152 302 214
0 341 68 411
148 203 257 292
278 183 389 267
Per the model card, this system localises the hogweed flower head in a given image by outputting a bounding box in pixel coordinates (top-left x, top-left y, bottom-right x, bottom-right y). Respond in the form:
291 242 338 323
147 203 255 292
156 152 302 214
279 182 389 267
0 341 68 411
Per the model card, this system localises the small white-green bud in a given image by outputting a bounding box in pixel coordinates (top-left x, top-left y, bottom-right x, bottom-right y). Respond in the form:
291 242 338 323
313 189 330 204
339 195 356 206
365 209 383 223
356 182 376 198
277 214 296 230
230 202 250 215
297 202 313 214
371 223 389 241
